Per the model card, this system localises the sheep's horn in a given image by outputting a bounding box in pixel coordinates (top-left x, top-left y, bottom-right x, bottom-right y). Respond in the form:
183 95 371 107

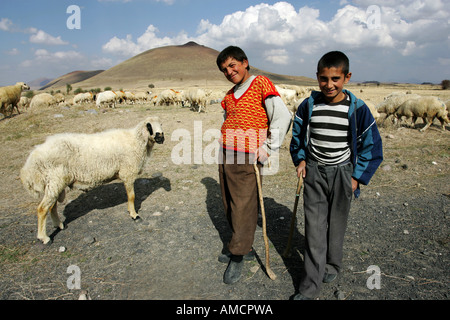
146 123 153 135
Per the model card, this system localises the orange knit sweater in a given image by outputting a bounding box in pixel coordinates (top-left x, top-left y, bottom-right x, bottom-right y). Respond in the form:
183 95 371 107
220 75 280 153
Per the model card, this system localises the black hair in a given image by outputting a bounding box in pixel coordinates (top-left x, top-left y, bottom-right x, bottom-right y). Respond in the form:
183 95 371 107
216 46 250 71
317 51 350 75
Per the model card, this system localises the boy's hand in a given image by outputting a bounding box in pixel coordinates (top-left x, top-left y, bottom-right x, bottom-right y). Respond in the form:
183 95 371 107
296 160 306 178
351 178 359 192
256 147 269 164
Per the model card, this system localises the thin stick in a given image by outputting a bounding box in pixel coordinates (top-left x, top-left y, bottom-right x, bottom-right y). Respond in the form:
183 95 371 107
282 176 303 257
253 163 277 280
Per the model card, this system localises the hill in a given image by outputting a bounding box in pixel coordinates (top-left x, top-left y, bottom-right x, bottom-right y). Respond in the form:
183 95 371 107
48 42 315 91
40 70 104 91
27 77 52 90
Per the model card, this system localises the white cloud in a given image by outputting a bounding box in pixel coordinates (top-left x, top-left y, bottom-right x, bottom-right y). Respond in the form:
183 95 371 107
264 49 289 65
29 30 69 46
20 49 84 70
0 18 13 31
102 24 189 56
5 48 19 55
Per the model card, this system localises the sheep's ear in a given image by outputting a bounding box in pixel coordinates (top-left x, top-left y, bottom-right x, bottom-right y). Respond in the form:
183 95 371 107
146 123 153 136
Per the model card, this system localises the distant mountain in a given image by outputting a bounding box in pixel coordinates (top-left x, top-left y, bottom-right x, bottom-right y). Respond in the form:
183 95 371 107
27 77 52 90
45 42 316 91
40 70 104 90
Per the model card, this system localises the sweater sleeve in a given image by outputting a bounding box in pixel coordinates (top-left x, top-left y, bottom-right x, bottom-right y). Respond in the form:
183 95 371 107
352 103 383 185
261 95 292 153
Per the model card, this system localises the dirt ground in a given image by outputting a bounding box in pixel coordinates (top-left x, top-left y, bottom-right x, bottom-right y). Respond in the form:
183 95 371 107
0 85 448 304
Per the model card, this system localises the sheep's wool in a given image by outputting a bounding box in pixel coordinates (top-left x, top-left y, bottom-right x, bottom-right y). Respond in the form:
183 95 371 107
220 75 279 153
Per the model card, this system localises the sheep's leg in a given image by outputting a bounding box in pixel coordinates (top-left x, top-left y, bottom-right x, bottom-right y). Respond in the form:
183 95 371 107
50 202 64 230
438 118 448 131
410 116 417 128
420 117 432 132
37 197 56 244
123 181 139 220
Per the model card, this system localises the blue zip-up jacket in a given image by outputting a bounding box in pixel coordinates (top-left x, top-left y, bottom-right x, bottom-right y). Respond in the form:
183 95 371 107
290 89 383 197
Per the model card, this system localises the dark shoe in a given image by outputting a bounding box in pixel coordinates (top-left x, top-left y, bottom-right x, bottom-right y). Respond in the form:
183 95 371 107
218 248 255 263
293 293 313 300
223 256 243 284
323 272 337 283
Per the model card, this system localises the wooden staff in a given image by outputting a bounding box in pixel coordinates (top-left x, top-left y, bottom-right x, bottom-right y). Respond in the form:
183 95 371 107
282 176 303 258
253 163 277 280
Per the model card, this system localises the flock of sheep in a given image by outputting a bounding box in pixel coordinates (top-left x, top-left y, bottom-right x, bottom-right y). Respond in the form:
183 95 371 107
0 84 217 115
0 80 448 244
375 92 449 132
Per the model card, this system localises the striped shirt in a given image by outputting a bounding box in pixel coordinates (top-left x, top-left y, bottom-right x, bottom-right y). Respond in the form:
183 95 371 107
308 94 350 165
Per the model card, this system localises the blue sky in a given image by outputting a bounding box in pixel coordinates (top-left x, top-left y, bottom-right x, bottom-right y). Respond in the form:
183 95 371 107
1 0 449 86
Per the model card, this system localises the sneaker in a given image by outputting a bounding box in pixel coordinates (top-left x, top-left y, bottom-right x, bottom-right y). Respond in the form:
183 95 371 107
218 248 255 263
323 272 337 283
223 256 244 284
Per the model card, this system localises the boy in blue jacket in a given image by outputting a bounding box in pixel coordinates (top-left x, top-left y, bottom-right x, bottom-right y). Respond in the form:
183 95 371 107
290 51 383 300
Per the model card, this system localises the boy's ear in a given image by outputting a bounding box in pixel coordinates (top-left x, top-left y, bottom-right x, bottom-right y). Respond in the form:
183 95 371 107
344 72 352 84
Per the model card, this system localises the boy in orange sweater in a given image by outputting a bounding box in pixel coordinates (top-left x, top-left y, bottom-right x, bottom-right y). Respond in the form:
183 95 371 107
216 46 292 284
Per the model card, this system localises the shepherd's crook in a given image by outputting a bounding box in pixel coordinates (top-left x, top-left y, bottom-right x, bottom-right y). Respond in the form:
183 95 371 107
282 176 303 257
253 162 277 280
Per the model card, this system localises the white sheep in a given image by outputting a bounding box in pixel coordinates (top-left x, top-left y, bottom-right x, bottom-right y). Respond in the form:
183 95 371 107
29 93 58 110
73 92 95 105
53 93 65 104
186 88 209 112
150 94 159 106
96 91 117 108
376 93 421 123
172 90 185 107
275 85 297 109
115 90 126 104
124 91 136 104
157 89 176 106
365 101 380 122
17 96 30 110
134 91 151 104
0 82 30 116
20 116 165 244
394 96 449 132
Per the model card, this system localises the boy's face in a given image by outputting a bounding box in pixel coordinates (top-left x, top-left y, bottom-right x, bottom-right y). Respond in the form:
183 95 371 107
219 57 250 85
316 66 352 103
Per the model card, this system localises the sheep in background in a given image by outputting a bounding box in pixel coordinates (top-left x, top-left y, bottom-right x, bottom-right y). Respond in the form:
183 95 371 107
20 116 165 244
394 96 449 132
275 85 297 110
73 92 95 105
0 82 30 116
17 96 31 111
158 89 176 106
186 88 210 112
172 90 185 107
365 101 380 123
96 90 117 108
115 90 125 104
53 93 65 105
134 91 151 104
376 93 421 123
29 93 58 110
124 91 136 104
